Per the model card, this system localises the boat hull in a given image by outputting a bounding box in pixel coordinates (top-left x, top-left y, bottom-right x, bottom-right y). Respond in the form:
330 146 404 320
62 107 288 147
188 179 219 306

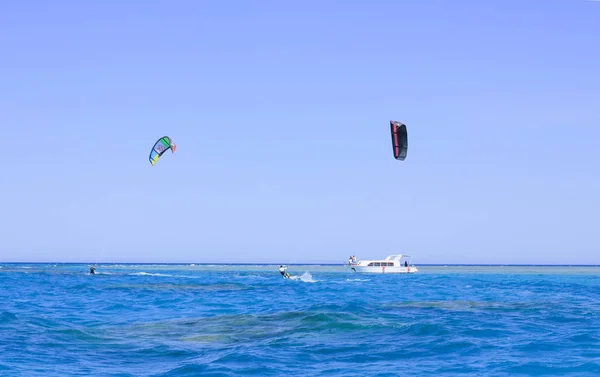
345 265 418 274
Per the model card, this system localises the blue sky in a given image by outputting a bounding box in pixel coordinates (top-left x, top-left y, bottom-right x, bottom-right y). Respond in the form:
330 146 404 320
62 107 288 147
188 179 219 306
1 0 599 264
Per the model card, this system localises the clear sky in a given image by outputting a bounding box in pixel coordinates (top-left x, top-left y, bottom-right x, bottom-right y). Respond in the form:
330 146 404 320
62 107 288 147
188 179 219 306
1 0 599 264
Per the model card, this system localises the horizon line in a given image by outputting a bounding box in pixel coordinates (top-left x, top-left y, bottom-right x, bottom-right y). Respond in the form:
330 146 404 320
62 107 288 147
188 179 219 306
2 261 600 267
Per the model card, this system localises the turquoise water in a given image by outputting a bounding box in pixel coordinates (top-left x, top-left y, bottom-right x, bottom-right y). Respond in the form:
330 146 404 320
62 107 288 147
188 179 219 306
2 263 600 376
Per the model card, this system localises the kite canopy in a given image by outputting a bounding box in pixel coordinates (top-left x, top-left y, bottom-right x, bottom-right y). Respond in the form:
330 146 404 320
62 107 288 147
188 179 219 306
149 136 176 166
390 121 407 161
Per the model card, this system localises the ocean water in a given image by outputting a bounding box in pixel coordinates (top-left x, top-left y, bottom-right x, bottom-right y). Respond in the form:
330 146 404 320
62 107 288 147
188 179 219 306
1 263 600 376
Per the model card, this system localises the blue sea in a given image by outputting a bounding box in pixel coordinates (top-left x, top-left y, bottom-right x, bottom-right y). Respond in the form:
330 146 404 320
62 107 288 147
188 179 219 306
2 263 600 376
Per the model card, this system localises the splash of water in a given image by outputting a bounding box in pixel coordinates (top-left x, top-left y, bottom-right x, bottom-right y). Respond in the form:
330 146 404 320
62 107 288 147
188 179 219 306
290 271 317 283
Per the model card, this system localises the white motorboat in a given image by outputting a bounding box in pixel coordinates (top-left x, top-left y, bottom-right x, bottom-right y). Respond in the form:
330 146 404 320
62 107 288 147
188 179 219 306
344 254 418 274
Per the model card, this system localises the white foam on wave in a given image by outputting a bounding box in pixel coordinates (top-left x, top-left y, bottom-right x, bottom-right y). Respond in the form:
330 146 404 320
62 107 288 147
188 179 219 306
129 272 173 277
290 272 317 283
233 273 267 279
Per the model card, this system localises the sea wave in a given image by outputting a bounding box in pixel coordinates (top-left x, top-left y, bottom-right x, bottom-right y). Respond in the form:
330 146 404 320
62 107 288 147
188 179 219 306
1 264 600 376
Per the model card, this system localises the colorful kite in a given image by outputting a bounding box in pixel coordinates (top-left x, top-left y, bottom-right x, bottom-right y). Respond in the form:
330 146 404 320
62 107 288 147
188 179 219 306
149 136 176 166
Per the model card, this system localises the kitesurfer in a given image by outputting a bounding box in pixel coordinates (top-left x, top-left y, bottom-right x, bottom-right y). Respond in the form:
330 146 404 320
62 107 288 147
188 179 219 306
279 265 290 279
90 266 96 275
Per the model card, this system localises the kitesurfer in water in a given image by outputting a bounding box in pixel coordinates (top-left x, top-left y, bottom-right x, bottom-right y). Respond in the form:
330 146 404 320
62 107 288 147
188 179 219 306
90 265 96 275
279 265 290 279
